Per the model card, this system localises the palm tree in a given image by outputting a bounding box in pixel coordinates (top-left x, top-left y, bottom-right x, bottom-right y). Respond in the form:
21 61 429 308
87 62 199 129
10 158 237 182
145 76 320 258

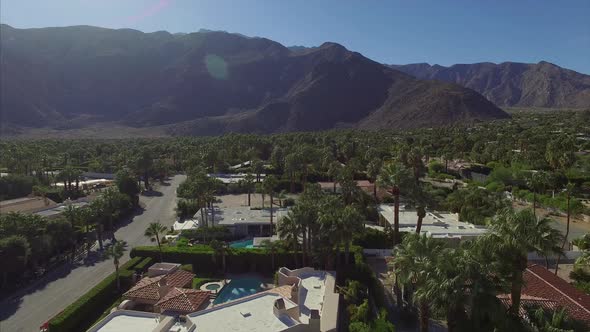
263 175 278 234
145 222 167 262
256 182 266 209
209 240 229 272
527 171 548 218
378 162 414 245
103 241 127 291
243 173 255 206
261 239 282 271
277 190 287 208
63 204 79 261
484 209 564 317
393 233 443 332
366 158 382 199
277 213 300 268
554 183 584 274
339 206 363 265
416 206 427 234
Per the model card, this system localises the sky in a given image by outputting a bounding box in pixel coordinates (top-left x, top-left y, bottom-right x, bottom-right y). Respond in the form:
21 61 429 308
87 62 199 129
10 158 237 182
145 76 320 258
2 0 589 74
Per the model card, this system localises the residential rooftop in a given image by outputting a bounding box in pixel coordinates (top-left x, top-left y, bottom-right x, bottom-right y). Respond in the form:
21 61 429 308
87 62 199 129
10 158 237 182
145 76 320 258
378 205 487 240
214 206 289 227
207 173 266 184
522 264 590 325
188 293 300 332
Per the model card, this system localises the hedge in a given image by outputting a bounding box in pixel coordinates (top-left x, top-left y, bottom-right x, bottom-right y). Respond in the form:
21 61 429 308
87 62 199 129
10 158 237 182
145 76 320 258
48 256 143 332
133 257 153 273
131 245 299 275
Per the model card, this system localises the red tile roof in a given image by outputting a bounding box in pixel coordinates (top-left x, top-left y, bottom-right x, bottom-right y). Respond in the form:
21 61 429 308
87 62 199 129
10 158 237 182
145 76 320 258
123 270 195 301
498 294 559 318
155 288 210 313
521 264 590 324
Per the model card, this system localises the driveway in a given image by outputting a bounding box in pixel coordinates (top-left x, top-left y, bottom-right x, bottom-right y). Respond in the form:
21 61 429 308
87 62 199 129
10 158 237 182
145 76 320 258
0 174 186 332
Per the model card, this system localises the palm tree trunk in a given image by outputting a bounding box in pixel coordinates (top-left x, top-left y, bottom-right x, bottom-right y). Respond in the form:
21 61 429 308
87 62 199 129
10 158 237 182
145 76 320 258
247 190 251 206
419 301 429 332
302 230 307 266
373 182 377 200
115 263 120 291
344 242 350 265
97 224 104 250
416 215 424 234
270 193 274 235
555 192 571 274
156 234 163 262
393 187 400 245
533 191 537 218
509 268 524 317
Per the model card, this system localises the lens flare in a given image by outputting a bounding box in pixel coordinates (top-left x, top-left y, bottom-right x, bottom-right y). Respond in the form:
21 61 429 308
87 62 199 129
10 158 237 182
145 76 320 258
205 54 228 80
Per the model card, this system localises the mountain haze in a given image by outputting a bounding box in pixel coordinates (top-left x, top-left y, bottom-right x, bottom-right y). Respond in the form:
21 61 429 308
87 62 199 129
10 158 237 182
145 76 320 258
0 24 508 135
391 62 590 108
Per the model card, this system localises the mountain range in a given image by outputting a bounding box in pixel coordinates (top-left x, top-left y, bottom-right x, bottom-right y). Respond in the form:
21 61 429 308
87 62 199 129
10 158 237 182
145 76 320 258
0 24 512 136
391 62 590 108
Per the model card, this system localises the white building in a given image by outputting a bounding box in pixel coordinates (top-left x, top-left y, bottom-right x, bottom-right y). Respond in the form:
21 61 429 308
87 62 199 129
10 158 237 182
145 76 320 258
188 267 339 332
197 206 289 237
378 204 487 242
88 267 339 332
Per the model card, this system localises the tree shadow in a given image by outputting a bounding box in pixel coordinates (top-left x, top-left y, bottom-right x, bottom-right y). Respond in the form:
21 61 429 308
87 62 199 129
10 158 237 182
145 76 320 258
141 190 163 197
0 261 75 321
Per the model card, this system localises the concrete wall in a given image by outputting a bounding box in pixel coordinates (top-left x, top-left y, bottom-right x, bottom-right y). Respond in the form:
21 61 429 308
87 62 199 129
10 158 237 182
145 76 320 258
320 275 339 332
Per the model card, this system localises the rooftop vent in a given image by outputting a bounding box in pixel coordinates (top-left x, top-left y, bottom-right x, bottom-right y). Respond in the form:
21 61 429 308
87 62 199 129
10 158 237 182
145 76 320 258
240 310 251 317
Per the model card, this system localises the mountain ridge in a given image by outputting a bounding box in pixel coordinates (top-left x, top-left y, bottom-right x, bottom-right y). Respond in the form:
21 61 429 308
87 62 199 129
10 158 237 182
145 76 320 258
0 24 509 135
390 61 590 108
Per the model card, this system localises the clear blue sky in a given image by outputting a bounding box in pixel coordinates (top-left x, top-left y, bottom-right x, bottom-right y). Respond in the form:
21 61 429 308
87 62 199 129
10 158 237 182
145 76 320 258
2 0 589 74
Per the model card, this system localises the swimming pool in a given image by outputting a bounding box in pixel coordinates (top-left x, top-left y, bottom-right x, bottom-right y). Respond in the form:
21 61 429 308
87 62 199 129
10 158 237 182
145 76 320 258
213 278 264 304
230 239 254 249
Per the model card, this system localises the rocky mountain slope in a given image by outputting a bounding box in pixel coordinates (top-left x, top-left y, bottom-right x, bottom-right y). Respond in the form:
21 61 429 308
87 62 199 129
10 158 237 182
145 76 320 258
391 62 590 108
0 24 508 135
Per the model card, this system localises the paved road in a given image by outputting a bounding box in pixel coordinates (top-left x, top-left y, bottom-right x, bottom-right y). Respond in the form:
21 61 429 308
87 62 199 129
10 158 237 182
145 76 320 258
0 174 186 332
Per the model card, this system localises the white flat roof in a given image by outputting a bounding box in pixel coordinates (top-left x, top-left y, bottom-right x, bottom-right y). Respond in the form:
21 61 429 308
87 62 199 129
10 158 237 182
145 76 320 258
378 205 487 239
188 293 300 332
208 173 266 184
298 272 329 323
215 206 289 226
90 311 160 332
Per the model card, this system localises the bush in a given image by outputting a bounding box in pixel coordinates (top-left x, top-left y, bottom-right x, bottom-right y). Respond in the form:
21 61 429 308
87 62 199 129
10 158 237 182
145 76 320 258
283 198 296 207
0 174 37 200
353 228 393 249
48 257 142 332
192 277 217 289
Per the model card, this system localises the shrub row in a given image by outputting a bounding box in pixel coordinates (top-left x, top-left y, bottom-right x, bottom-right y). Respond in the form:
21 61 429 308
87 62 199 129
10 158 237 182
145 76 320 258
130 246 300 275
133 257 153 273
48 256 143 332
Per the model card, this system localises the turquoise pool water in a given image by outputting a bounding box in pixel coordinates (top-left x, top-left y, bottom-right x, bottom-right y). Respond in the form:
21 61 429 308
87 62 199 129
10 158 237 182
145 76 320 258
213 278 264 304
230 239 254 249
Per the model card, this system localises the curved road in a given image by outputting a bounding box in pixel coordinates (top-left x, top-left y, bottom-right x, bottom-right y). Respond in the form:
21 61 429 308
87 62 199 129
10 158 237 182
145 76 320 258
0 174 186 332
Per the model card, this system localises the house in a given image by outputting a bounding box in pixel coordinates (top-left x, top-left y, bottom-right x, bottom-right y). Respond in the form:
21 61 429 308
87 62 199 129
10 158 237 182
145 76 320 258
90 266 339 332
498 265 590 326
378 205 487 242
122 263 210 314
187 267 339 332
0 196 57 214
208 173 266 184
199 206 289 237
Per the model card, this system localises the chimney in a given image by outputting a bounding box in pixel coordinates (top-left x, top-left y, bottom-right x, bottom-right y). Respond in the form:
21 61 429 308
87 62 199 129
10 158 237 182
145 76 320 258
273 298 287 318
309 309 321 331
158 277 170 299
290 283 299 304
